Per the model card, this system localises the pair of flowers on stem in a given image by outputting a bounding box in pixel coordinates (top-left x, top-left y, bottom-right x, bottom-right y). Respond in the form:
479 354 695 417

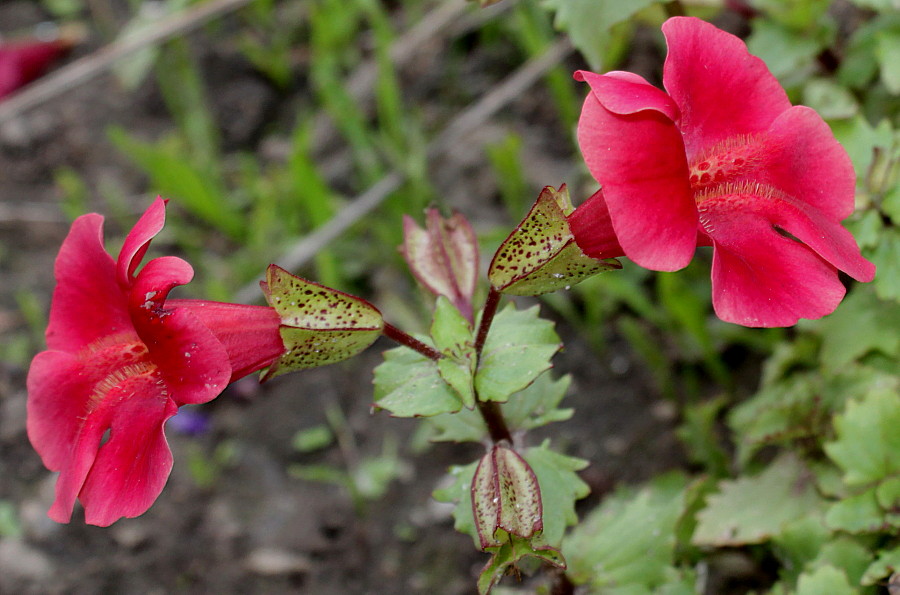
27 17 874 526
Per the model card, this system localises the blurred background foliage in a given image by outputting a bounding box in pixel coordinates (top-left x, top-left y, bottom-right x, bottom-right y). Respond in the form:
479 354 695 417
1 0 898 592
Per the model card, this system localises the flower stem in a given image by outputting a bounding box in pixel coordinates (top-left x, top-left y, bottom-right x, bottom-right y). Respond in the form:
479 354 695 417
474 286 501 358
382 322 443 361
477 399 513 445
471 286 513 445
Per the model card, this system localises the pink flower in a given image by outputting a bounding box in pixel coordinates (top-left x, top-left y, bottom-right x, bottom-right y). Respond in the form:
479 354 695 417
27 198 284 526
568 17 875 327
0 39 71 99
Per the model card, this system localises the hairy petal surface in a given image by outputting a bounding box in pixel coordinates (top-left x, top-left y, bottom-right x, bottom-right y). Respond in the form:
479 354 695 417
701 192 848 326
576 72 696 270
46 214 130 352
662 17 791 157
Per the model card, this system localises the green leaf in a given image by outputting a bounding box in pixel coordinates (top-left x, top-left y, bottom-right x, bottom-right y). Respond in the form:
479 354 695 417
676 396 730 476
877 28 900 94
747 19 823 84
811 537 874 587
488 185 619 296
693 454 825 547
824 387 900 486
476 532 565 595
802 78 858 120
564 473 688 590
772 516 832 584
523 441 589 546
373 345 463 417
431 297 476 409
818 287 900 371
795 565 856 595
262 265 384 378
541 0 660 70
824 489 887 533
475 303 561 402
424 372 572 443
500 372 573 432
861 545 900 586
433 461 480 548
870 227 900 301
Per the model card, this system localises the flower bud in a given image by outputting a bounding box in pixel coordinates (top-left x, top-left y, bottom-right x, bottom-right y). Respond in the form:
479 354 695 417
261 264 383 379
489 185 620 296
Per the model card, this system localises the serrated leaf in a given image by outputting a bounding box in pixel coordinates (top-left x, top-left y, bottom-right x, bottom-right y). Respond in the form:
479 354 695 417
475 303 561 402
373 345 463 417
693 454 825 547
728 373 820 466
861 546 900 586
564 473 688 590
824 489 887 533
501 372 573 431
489 185 619 296
431 296 476 409
811 537 874 587
262 265 384 378
796 565 856 595
825 387 900 485
523 441 589 545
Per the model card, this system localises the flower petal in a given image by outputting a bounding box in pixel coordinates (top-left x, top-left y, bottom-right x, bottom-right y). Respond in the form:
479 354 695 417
167 299 284 381
129 258 232 405
701 192 849 326
576 78 696 270
26 351 95 477
757 106 858 222
46 213 130 352
567 190 625 260
574 70 679 120
662 17 791 157
77 380 178 526
117 196 167 289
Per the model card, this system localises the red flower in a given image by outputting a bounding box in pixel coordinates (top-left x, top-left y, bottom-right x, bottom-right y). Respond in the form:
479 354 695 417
568 17 875 327
0 39 70 99
26 198 284 526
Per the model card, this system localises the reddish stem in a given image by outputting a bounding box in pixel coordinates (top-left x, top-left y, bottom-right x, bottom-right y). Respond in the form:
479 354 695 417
382 322 443 361
474 286 501 358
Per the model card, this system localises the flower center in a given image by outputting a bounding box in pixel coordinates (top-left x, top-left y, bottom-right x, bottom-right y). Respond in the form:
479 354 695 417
689 134 765 197
80 333 166 409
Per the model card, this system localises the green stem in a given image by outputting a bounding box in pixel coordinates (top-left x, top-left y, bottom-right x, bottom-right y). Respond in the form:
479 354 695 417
382 322 443 361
